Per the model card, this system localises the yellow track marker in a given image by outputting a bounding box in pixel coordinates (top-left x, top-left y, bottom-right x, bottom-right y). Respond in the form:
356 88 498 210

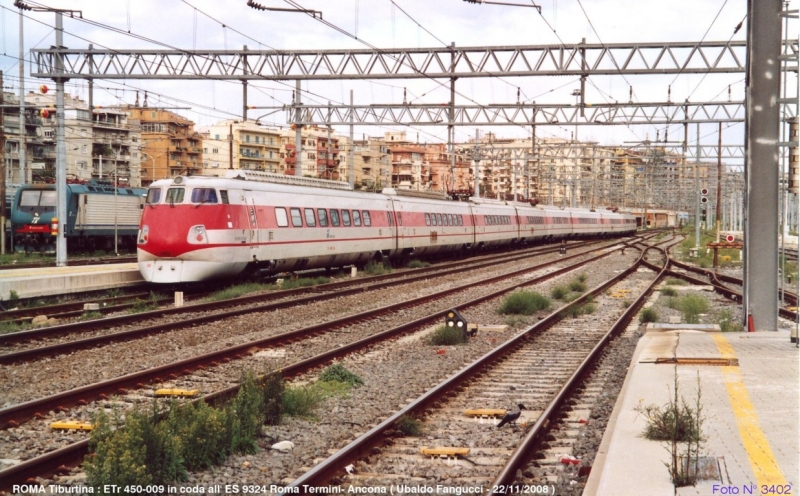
50 421 93 431
464 409 506 417
420 447 470 456
155 388 199 397
712 333 787 487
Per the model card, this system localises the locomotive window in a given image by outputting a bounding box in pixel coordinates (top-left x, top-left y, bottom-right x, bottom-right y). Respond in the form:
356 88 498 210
39 191 56 207
352 210 361 226
425 213 431 226
304 208 316 227
341 209 351 227
290 208 303 227
19 190 41 207
437 214 443 226
275 207 289 227
220 190 229 204
330 209 341 227
362 211 371 226
191 188 218 204
317 209 328 227
146 188 162 204
386 211 393 226
166 188 185 204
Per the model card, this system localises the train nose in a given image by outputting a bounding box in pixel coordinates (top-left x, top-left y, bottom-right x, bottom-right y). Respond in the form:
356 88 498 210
140 259 185 283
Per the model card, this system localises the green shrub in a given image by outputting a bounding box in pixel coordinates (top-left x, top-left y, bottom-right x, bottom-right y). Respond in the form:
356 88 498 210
209 282 273 301
498 291 551 315
569 280 587 293
406 259 430 269
80 311 103 321
282 385 324 418
261 373 284 425
665 278 687 286
715 308 743 333
166 401 230 470
363 260 392 275
677 294 709 324
639 307 659 323
397 415 421 436
665 297 680 310
576 273 588 283
280 277 331 290
225 372 267 454
660 287 678 297
622 300 632 308
9 290 19 301
84 405 185 490
428 325 467 346
319 363 364 387
550 285 569 300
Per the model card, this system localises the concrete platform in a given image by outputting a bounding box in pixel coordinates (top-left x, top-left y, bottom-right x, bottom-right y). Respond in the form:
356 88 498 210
0 263 143 300
585 327 799 496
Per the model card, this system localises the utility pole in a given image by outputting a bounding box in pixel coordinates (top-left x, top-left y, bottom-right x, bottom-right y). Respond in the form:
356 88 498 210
55 11 67 266
716 122 723 243
349 90 354 186
449 42 457 194
695 124 701 248
1 71 6 255
473 129 480 198
294 80 303 177
229 123 234 170
18 6 26 185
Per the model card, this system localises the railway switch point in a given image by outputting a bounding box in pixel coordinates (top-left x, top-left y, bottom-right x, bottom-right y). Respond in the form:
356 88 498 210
50 421 93 431
155 388 199 397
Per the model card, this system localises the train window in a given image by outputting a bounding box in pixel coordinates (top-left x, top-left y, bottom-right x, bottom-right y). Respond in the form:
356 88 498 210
437 214 443 226
425 213 431 226
330 209 341 227
362 211 371 226
317 209 328 227
431 214 437 226
458 215 463 226
304 208 316 227
275 207 289 227
352 210 362 226
166 188 185 204
342 209 351 226
398 212 403 226
146 188 162 204
386 211 393 226
290 208 303 227
190 188 218 204
19 190 41 207
40 191 56 206
220 190 229 204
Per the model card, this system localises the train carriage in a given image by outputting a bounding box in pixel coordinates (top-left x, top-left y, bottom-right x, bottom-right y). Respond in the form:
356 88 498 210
137 171 638 283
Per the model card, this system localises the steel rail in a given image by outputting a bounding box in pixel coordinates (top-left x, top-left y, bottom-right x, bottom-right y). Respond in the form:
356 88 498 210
490 243 674 490
0 239 605 348
0 239 639 488
0 240 628 427
288 243 652 488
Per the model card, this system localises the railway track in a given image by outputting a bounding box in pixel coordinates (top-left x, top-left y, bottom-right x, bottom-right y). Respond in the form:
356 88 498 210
286 243 671 491
0 235 658 489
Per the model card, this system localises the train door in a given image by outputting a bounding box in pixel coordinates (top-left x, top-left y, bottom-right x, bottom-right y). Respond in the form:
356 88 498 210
245 191 259 246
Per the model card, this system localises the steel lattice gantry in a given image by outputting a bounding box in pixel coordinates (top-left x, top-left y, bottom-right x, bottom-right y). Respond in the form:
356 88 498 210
29 40 765 80
275 101 747 126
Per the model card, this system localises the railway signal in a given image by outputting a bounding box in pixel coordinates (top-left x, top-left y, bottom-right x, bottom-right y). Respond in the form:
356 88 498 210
445 309 469 340
700 188 709 204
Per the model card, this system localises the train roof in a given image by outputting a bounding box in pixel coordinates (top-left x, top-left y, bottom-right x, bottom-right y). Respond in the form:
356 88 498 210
15 180 146 197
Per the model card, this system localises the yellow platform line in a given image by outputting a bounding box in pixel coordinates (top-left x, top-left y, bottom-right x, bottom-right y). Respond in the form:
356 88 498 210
712 333 787 487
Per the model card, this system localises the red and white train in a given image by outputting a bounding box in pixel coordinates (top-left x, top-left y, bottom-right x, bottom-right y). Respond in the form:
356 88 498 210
137 171 636 283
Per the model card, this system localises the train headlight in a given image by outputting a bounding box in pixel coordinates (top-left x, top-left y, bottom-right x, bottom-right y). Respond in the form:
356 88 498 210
138 225 149 245
188 225 208 244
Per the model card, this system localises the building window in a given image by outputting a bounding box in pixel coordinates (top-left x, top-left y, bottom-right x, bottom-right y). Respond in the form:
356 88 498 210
212 148 219 154
82 144 87 153
215 134 220 140
245 135 250 143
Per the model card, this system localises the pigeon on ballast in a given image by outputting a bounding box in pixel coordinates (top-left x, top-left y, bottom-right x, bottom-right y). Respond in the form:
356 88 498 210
496 403 526 428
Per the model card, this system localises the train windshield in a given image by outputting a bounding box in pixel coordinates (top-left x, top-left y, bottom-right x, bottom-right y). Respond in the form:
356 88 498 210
191 188 218 204
166 188 185 204
19 190 41 207
146 188 162 204
39 191 56 206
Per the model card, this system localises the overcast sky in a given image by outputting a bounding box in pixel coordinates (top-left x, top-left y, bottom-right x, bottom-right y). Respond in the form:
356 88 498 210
1 0 797 154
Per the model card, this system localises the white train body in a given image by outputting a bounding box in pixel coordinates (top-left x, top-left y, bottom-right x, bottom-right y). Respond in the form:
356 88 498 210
137 171 636 283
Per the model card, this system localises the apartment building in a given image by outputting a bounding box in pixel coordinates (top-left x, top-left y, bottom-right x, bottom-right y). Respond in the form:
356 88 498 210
200 120 282 175
126 107 202 186
280 126 344 180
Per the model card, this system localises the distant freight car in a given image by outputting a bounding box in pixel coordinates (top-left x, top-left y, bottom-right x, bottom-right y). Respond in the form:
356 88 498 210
11 181 146 253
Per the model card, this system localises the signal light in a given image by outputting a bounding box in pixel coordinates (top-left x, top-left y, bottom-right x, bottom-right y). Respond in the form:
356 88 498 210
51 217 58 236
726 234 735 242
445 309 469 339
700 196 709 204
40 84 49 94
700 187 708 205
700 188 709 195
41 109 50 118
